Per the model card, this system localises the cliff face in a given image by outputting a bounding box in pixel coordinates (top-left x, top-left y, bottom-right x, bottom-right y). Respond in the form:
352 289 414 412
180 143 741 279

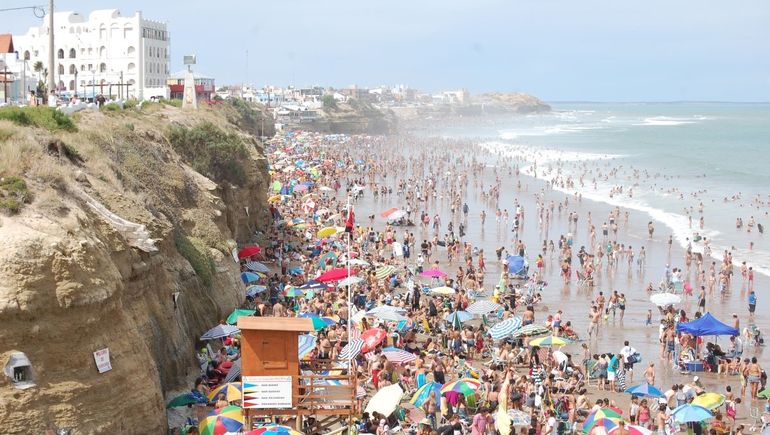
302 100 398 134
474 92 551 113
0 102 270 434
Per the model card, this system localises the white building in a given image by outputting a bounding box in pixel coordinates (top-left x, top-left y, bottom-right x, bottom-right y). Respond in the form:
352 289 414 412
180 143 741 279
13 9 169 100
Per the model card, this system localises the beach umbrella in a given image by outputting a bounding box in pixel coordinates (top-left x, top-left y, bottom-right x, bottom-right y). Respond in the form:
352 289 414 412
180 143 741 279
691 392 726 410
513 323 549 337
411 382 442 408
317 267 354 282
246 425 303 435
489 317 523 340
440 378 481 396
367 305 408 316
244 261 270 273
223 359 241 383
287 267 303 276
608 425 652 435
283 286 305 298
293 184 308 192
583 408 622 433
343 258 370 267
208 382 243 403
167 392 208 408
375 265 397 280
467 300 503 315
199 405 244 435
245 285 267 298
367 308 407 322
380 207 402 218
759 388 770 399
241 272 261 284
671 404 713 423
308 316 335 331
298 334 317 358
237 246 261 259
625 383 664 398
319 186 334 192
317 226 338 238
506 255 526 274
338 338 365 360
420 268 446 278
268 194 282 203
271 181 282 192
386 210 408 221
339 276 364 287
201 324 240 340
381 346 417 364
226 309 255 325
365 384 404 417
444 310 473 324
650 293 681 306
361 328 387 352
529 335 571 348
430 286 456 295
587 419 618 434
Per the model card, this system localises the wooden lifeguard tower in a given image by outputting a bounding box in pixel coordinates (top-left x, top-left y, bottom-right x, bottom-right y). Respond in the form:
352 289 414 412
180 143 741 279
237 317 355 433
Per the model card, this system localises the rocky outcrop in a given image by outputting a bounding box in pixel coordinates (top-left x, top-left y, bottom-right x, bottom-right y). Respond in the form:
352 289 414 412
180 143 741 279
0 104 269 434
474 92 551 113
302 100 398 135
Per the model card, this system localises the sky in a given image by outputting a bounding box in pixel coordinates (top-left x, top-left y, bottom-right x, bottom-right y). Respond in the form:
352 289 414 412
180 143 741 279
3 0 769 101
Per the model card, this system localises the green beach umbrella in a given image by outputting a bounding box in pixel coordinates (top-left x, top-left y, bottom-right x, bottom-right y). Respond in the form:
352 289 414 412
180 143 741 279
226 309 255 325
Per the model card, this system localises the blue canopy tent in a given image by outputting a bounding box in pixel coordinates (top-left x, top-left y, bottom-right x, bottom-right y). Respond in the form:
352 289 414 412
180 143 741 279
676 312 738 336
506 255 528 277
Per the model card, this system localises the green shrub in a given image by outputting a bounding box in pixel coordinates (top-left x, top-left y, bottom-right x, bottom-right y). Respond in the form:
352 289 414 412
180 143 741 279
168 122 249 186
0 107 77 132
175 232 215 287
162 98 183 108
102 103 122 112
124 98 138 110
0 176 32 214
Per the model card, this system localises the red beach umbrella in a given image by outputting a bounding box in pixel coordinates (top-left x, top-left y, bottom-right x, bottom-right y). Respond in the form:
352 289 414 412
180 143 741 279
316 267 354 283
238 246 261 259
361 328 387 352
380 207 400 218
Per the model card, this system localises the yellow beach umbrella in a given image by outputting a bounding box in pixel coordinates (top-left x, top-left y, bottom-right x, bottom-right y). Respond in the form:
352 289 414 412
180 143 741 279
317 226 339 238
692 392 725 410
430 286 456 295
268 195 282 203
528 335 571 348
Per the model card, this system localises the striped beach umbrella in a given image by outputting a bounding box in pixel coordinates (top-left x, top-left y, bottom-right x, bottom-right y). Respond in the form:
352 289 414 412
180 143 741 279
208 382 242 403
245 285 267 298
200 324 240 341
410 382 442 408
283 286 304 298
199 405 244 435
381 346 417 364
587 418 619 434
444 310 473 324
244 261 270 273
339 276 364 287
512 323 549 337
529 335 571 348
488 317 523 340
339 338 364 360
467 300 503 315
440 378 481 396
298 334 317 358
583 408 622 433
375 265 397 280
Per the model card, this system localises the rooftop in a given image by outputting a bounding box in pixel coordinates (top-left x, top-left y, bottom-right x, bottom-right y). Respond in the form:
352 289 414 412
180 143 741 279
237 317 314 332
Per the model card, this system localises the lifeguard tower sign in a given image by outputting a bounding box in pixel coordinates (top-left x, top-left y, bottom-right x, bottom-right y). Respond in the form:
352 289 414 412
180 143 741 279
242 375 292 408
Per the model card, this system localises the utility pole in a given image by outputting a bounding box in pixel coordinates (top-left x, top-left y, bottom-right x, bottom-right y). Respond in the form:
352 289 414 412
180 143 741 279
47 0 55 95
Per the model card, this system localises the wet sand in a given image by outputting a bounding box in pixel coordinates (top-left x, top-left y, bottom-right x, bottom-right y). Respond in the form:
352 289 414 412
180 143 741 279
339 137 768 425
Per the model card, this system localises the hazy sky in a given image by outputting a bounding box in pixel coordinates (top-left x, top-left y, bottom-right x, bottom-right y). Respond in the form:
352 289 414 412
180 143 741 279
4 0 769 101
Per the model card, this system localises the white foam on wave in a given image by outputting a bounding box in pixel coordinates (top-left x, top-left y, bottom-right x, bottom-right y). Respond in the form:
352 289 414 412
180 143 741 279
481 140 770 278
633 115 711 127
498 124 606 140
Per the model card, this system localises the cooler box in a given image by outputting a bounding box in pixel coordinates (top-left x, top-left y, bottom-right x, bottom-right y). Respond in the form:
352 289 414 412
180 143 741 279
684 361 705 372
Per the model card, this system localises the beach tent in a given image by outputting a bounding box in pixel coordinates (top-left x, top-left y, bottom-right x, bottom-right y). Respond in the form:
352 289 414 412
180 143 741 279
675 312 738 337
506 255 527 275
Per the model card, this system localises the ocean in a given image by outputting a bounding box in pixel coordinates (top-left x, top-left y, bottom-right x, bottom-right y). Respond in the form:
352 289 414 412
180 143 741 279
423 102 770 277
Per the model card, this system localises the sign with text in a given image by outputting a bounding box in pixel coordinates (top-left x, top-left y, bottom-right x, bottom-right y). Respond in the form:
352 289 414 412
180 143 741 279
93 348 112 373
242 376 292 409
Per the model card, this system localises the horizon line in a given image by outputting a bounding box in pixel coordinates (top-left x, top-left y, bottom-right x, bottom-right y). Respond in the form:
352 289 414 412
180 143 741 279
545 100 770 104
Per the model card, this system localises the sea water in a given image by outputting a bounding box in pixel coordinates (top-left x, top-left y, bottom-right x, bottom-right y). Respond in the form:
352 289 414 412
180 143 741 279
424 102 770 277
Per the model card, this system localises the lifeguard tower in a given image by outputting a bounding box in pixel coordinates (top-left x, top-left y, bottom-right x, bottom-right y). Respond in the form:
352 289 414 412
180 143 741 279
237 317 355 433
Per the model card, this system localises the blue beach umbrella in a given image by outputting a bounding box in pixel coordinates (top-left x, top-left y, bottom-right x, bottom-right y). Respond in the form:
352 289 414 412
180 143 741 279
298 334 317 359
241 272 261 284
507 255 526 274
625 383 665 398
246 285 267 298
410 382 442 408
672 404 713 423
444 310 473 324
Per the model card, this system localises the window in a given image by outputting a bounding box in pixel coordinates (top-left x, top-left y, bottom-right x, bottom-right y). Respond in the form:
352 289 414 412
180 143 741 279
99 24 106 39
80 65 85 72
57 48 64 59
58 64 64 75
88 64 93 71
23 51 30 60
69 65 77 74
99 46 106 58
5 352 35 389
127 62 135 72
99 63 106 73
69 48 76 58
127 46 135 56
124 26 133 38
69 80 75 90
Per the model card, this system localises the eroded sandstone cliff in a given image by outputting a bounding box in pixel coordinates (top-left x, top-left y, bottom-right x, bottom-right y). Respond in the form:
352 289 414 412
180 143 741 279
0 101 271 434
